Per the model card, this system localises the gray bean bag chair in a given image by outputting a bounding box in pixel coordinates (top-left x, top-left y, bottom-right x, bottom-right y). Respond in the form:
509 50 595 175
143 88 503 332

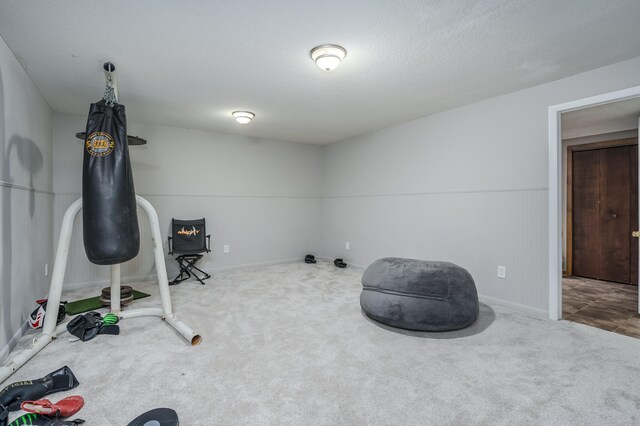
360 258 479 331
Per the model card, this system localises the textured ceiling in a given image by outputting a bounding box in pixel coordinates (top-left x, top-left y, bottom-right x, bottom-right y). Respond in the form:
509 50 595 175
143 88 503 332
1 0 640 144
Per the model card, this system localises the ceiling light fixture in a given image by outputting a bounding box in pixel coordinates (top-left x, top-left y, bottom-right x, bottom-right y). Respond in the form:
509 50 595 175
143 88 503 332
232 111 255 124
310 44 347 71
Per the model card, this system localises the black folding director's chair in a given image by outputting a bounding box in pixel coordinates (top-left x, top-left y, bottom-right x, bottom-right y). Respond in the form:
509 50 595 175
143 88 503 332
168 218 211 285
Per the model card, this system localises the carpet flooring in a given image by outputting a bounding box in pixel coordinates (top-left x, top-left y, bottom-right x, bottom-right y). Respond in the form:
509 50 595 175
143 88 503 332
2 262 640 425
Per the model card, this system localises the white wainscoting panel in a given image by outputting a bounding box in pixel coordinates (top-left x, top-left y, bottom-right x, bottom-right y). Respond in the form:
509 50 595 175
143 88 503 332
54 193 321 287
321 189 548 311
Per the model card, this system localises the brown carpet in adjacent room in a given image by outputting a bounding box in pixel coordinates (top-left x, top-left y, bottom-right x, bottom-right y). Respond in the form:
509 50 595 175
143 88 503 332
563 276 640 338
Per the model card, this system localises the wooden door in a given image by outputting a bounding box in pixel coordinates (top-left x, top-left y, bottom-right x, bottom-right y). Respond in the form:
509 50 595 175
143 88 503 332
572 145 638 285
573 149 600 279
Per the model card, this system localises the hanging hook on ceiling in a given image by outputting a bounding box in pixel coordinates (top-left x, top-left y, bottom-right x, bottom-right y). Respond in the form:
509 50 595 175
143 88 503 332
103 61 116 87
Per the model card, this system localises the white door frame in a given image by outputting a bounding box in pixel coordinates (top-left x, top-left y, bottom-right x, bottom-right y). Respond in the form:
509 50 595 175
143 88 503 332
548 85 640 321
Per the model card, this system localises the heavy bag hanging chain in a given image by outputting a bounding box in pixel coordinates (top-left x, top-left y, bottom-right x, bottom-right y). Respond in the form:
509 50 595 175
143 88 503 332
102 61 118 106
103 84 117 107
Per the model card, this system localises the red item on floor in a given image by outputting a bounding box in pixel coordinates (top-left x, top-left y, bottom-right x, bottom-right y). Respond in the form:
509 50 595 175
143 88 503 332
20 395 84 417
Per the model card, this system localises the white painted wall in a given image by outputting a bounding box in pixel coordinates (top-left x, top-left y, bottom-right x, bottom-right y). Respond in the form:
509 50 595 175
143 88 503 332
0 36 53 356
52 113 323 286
321 57 640 316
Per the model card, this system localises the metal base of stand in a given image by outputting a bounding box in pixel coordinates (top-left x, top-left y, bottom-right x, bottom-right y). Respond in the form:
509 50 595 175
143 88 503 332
0 196 201 384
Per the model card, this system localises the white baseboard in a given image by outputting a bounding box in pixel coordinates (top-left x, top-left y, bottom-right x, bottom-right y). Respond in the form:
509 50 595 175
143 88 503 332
42 261 551 321
0 320 29 364
3 263 548 365
479 295 548 319
2 259 302 363
60 274 158 291
316 256 547 317
202 258 301 273
59 258 304 289
317 256 366 270
314 258 547 318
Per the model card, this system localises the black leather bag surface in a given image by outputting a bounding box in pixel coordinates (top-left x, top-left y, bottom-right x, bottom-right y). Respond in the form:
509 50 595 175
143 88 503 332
82 100 139 265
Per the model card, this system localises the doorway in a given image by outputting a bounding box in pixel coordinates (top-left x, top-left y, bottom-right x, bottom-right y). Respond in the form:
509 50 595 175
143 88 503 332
564 138 639 337
563 139 639 337
549 85 640 325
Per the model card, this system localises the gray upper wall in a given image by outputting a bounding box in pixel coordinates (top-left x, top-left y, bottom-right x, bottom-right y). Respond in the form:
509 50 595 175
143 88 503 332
323 56 640 197
0 35 53 357
53 113 324 198
0 37 52 191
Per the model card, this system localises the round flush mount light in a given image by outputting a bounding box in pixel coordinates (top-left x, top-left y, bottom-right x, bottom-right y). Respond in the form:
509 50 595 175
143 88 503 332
232 111 255 124
310 44 347 71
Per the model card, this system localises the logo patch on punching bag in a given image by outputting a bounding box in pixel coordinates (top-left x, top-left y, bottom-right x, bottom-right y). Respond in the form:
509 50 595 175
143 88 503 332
85 132 115 157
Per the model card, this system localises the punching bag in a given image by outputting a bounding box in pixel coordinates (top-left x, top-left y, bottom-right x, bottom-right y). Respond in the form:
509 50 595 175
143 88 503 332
82 99 139 264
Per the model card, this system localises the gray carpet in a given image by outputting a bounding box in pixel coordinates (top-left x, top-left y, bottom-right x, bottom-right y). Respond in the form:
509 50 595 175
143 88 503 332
2 261 640 425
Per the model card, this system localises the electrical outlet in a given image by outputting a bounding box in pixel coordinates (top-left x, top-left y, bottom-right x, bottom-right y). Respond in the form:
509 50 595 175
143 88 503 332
497 266 506 279
223 245 230 254
345 242 350 250
44 264 48 277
